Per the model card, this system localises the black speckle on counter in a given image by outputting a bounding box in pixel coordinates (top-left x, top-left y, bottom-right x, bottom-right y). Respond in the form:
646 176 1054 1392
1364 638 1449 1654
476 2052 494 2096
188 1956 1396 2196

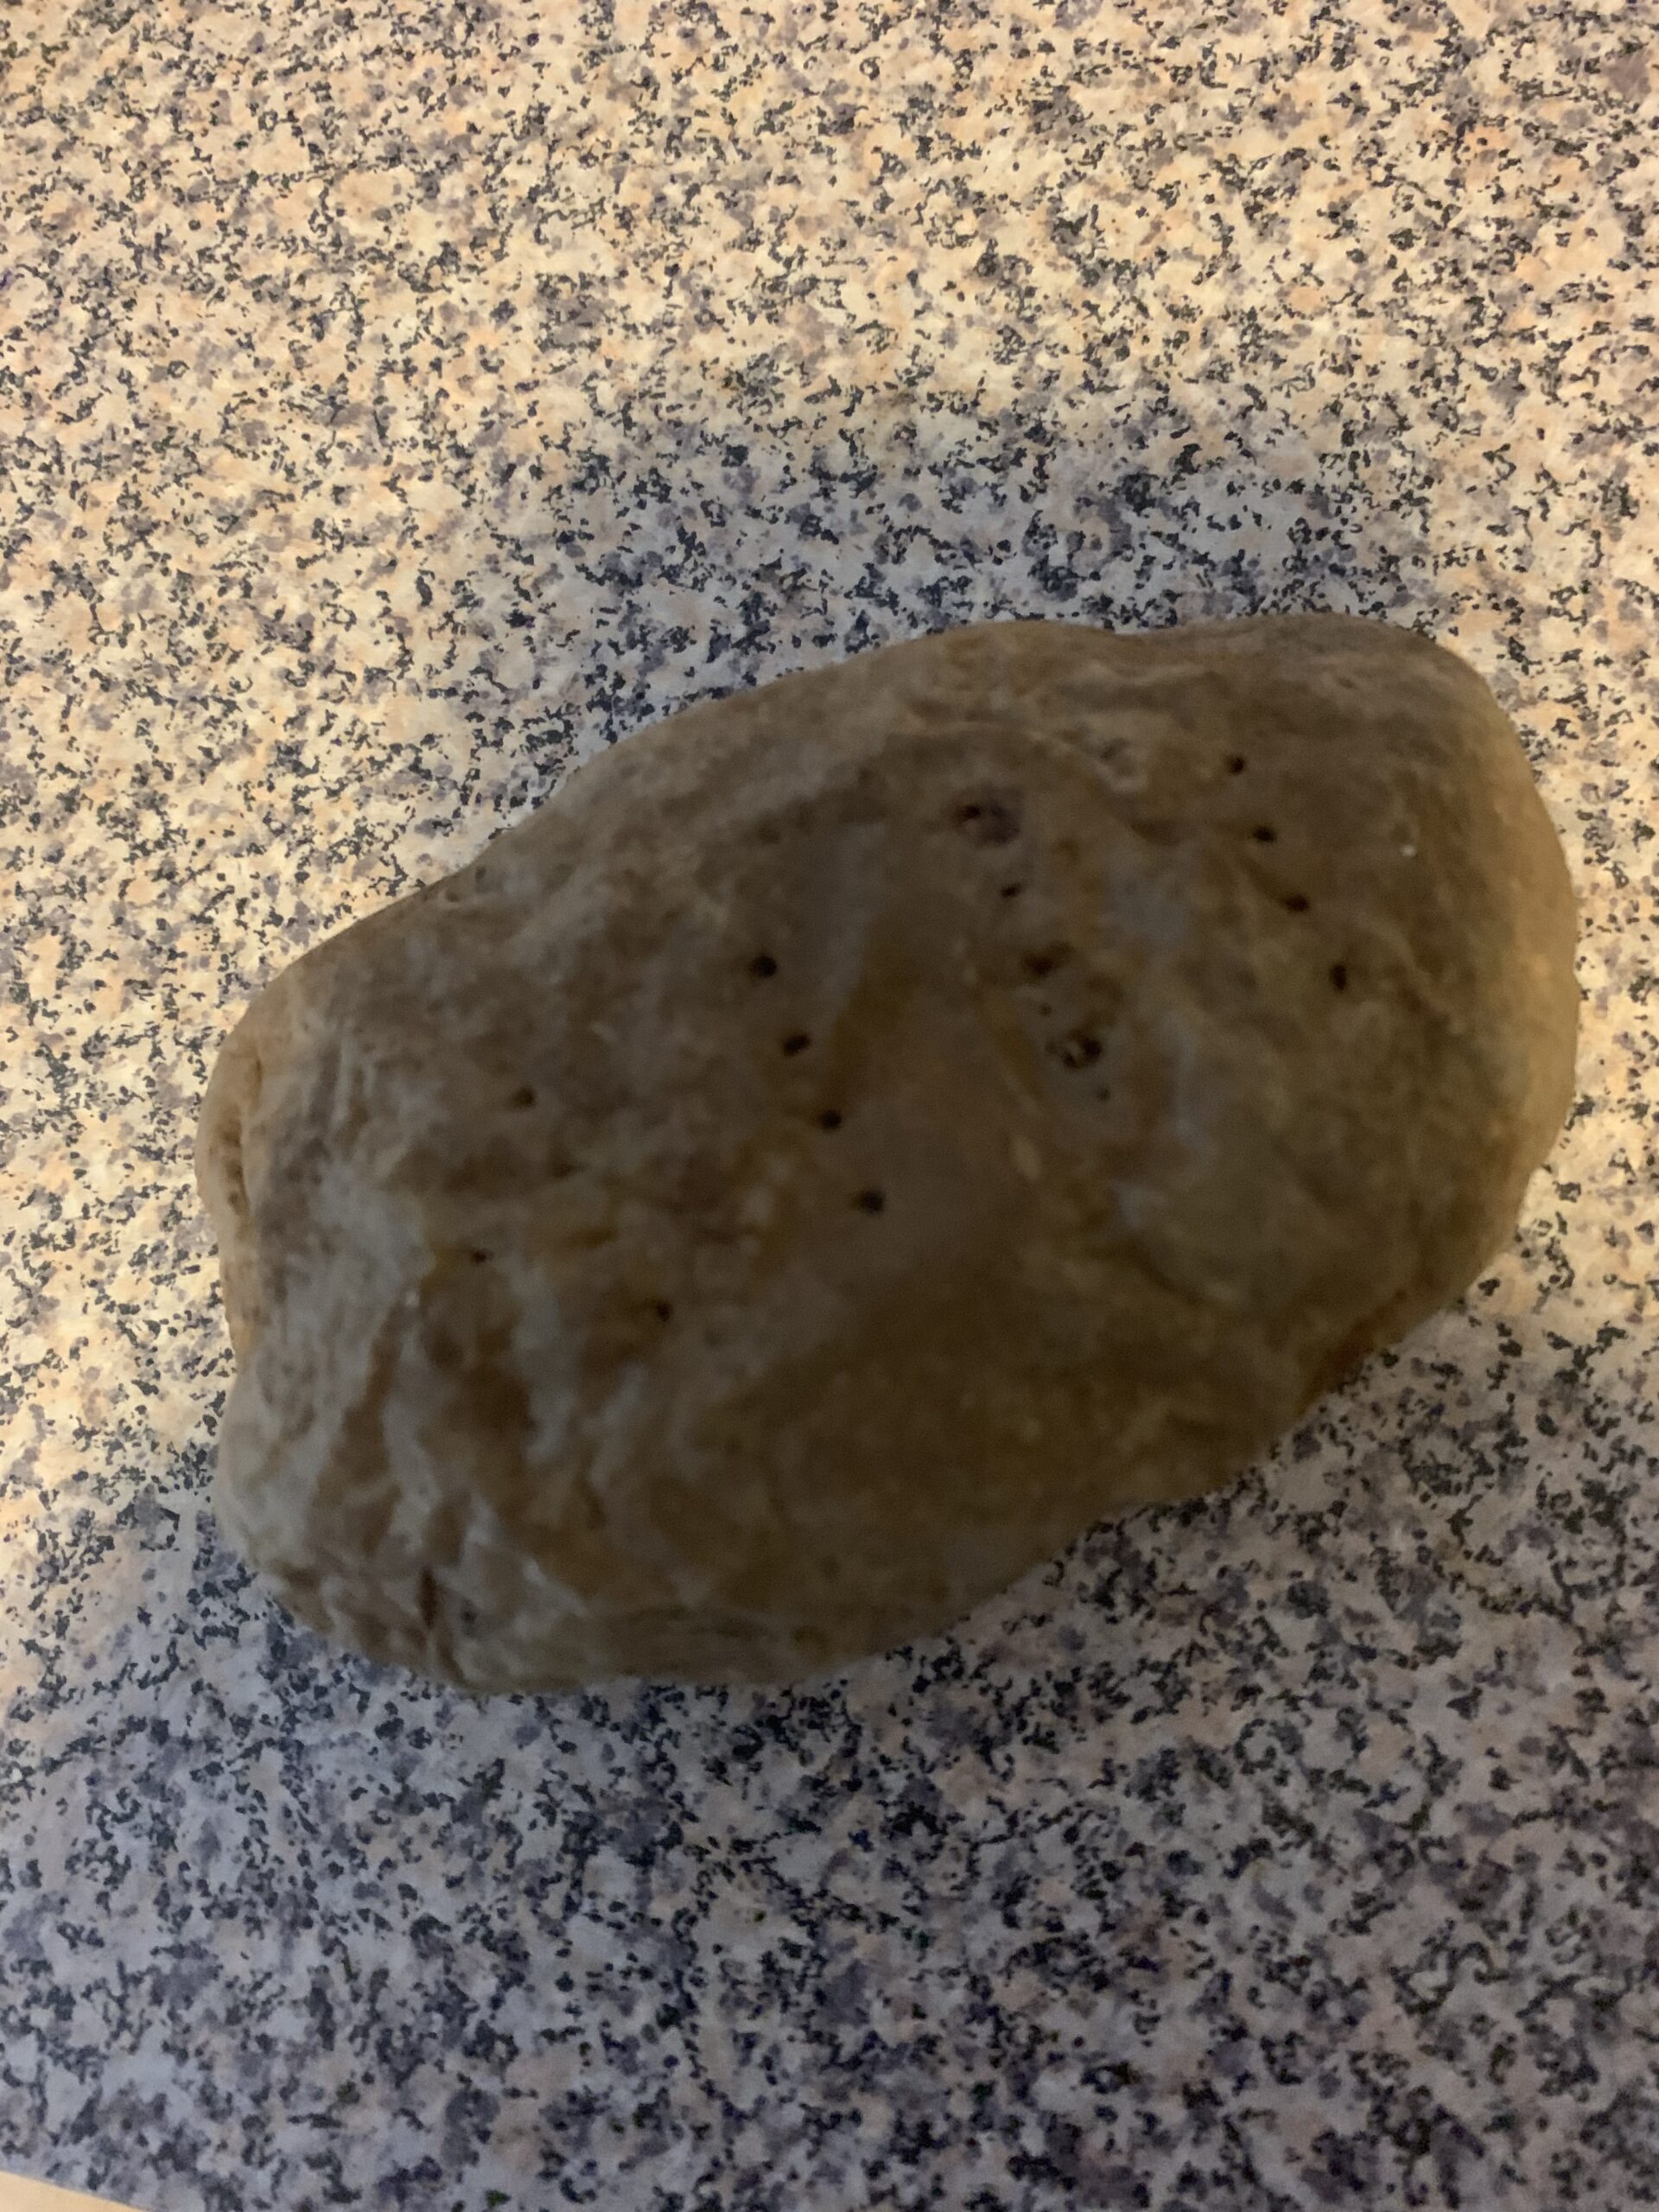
2 2 1656 2208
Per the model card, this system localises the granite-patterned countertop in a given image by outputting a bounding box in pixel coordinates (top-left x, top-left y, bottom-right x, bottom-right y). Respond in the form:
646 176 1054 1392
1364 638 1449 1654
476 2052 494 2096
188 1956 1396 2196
3 2 1657 2206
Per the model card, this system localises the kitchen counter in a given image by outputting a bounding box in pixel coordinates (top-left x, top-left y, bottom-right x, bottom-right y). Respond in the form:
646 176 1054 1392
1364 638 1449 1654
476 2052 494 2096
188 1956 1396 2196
3 1 1656 2205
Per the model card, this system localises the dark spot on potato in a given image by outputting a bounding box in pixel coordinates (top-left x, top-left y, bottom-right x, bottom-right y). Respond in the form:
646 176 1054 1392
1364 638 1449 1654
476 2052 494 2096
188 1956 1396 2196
1227 754 1247 774
1331 963 1349 991
1023 947 1069 979
750 954 778 978
817 1109 843 1130
1052 1031 1103 1071
855 1187 886 1213
470 1249 491 1264
222 1128 250 1217
653 1300 674 1322
1001 882 1024 899
953 792 1022 845
1282 893 1311 913
418 1571 439 1630
509 1084 536 1108
782 1032 811 1055
1252 824 1277 843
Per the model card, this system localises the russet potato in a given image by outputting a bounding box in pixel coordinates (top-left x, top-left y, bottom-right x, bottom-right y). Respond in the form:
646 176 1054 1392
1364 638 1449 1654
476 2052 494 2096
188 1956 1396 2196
198 616 1577 1690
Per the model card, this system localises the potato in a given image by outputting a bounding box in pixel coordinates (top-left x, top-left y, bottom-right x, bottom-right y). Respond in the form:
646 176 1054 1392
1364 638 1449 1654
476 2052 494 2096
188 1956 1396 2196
197 615 1577 1690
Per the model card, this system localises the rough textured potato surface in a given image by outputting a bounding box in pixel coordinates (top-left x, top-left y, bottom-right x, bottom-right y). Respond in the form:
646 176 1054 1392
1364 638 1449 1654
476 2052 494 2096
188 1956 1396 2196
197 616 1578 1690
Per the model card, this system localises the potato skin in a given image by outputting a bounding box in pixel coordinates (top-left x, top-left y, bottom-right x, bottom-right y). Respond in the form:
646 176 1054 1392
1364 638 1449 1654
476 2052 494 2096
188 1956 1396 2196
197 616 1578 1691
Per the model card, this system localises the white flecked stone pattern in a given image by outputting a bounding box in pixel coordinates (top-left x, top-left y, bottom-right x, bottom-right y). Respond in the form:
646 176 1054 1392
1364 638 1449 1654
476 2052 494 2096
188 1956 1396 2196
2 1 1656 2207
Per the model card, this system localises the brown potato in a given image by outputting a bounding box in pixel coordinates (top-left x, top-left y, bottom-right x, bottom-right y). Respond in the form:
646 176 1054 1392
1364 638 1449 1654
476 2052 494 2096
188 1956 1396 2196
198 615 1578 1690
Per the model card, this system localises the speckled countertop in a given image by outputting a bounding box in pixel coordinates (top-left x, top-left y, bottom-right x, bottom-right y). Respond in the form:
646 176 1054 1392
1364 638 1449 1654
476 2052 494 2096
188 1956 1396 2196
3 1 1657 2207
